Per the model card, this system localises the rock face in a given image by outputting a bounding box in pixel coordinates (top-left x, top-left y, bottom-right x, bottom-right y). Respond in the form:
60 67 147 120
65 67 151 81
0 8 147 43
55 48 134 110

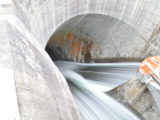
1 0 160 119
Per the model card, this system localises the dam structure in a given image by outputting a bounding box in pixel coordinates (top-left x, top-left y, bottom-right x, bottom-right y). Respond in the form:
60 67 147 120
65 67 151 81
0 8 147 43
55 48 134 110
1 0 160 119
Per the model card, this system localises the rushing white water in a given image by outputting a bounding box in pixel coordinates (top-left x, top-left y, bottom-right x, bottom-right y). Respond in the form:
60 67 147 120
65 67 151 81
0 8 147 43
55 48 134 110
55 61 141 120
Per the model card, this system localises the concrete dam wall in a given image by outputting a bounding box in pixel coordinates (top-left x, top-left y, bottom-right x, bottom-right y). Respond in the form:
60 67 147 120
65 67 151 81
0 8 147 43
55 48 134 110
1 0 160 119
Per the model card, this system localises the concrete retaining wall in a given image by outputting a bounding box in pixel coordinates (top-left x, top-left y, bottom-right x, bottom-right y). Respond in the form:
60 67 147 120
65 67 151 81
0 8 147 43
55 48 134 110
1 0 160 119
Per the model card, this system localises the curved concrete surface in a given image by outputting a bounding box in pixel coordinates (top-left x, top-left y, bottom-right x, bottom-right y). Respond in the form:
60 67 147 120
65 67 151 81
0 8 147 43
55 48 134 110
46 14 147 62
14 0 160 57
1 0 160 119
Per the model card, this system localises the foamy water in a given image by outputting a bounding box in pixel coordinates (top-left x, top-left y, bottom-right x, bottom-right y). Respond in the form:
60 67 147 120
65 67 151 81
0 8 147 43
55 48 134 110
55 61 140 120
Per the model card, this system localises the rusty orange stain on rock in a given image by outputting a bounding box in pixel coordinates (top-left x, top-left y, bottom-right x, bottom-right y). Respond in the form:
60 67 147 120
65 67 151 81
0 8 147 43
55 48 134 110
75 40 81 56
70 32 75 41
59 39 65 45
72 41 76 56
48 31 101 61
65 32 70 40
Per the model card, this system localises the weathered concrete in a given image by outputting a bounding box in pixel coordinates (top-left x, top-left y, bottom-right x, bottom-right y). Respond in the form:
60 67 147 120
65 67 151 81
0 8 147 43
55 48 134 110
108 79 160 120
0 2 80 120
1 0 160 119
46 14 147 62
14 0 160 58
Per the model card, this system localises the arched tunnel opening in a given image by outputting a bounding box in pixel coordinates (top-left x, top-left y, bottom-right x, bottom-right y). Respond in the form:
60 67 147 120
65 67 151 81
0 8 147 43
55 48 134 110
3 1 160 120
45 14 160 120
45 14 147 63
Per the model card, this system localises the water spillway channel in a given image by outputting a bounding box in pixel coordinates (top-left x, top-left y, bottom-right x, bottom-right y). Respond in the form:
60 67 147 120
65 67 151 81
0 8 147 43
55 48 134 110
55 61 141 120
